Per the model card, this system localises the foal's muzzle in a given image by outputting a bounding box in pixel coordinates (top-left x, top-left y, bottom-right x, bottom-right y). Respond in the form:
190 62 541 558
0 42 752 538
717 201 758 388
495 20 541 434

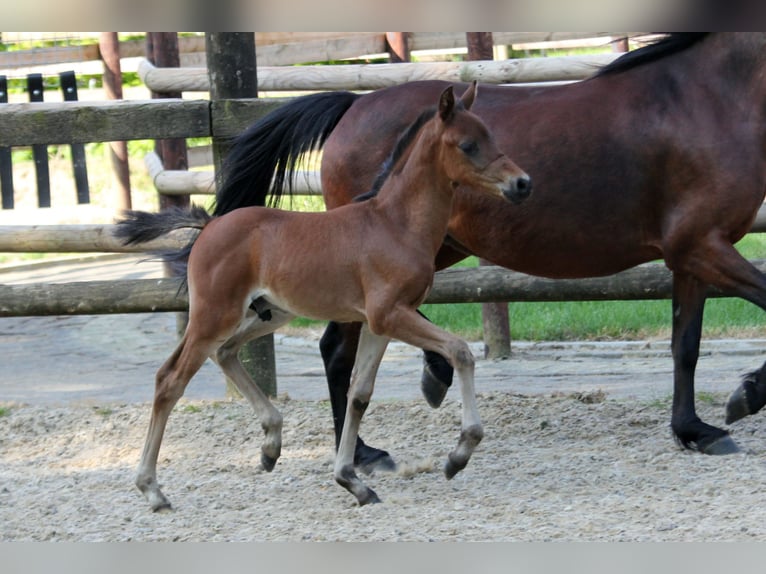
502 173 532 204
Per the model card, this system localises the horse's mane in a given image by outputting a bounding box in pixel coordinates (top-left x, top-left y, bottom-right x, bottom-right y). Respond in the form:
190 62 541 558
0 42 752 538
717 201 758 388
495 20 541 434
595 33 710 77
353 106 437 202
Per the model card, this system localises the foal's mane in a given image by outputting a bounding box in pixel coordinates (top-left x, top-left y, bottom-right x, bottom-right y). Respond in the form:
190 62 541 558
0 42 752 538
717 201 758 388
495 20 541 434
595 33 709 77
353 106 437 202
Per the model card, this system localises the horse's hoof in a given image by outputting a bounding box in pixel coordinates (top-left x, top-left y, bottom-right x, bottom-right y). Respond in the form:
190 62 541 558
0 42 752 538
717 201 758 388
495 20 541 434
700 434 740 455
357 452 397 476
725 384 751 425
421 364 450 408
261 453 278 472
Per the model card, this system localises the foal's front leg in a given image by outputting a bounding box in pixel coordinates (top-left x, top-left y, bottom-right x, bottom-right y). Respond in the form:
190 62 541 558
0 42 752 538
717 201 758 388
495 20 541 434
377 306 483 479
334 324 390 505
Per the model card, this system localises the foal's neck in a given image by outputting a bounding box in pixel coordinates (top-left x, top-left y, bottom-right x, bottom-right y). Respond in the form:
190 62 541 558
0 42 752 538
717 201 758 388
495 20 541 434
373 123 456 254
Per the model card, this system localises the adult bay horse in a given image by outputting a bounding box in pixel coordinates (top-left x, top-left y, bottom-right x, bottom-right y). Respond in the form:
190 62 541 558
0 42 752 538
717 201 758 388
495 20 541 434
116 84 531 509
213 33 766 466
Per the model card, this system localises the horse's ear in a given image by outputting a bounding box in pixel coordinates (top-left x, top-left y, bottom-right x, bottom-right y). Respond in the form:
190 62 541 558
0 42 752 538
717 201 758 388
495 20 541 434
461 80 477 111
438 86 456 121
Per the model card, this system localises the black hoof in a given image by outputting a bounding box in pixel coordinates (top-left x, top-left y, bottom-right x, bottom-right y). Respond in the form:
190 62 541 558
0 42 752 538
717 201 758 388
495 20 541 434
358 488 382 506
421 364 451 408
726 384 751 425
356 446 397 475
152 502 172 513
261 453 278 472
444 457 467 480
726 367 766 424
700 434 741 455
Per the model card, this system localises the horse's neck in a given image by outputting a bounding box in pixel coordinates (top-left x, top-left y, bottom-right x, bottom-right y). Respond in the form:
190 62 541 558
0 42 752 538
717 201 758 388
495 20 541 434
375 128 455 253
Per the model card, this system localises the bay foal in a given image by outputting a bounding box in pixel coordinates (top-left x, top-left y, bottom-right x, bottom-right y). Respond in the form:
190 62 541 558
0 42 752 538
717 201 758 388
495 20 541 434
116 83 531 509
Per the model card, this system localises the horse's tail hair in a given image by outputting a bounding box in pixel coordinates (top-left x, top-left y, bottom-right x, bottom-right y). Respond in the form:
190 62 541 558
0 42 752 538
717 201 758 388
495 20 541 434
213 90 360 216
114 205 213 271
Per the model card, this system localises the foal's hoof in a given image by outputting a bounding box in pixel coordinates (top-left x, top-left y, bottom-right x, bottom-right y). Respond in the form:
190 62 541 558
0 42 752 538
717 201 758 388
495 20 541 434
444 456 468 480
358 488 382 507
153 502 173 514
700 434 740 456
421 364 450 408
261 453 278 472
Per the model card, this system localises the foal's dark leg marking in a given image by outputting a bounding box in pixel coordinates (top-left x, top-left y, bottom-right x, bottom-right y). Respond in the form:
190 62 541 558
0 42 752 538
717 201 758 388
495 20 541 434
320 321 396 473
336 465 381 506
726 361 766 424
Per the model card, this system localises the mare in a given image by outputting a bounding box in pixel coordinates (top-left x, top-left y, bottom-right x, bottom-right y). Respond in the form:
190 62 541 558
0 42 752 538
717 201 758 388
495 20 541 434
212 33 766 467
115 83 531 510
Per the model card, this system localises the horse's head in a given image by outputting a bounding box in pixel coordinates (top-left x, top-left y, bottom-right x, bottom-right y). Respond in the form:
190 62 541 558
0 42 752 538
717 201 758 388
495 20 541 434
437 81 531 205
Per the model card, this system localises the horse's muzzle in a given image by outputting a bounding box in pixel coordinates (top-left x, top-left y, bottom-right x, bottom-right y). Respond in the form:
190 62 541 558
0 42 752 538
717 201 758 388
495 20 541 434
503 174 532 204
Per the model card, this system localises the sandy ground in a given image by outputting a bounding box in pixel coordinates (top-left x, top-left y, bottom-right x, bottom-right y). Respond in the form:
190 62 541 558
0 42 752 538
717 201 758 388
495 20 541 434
2 387 766 542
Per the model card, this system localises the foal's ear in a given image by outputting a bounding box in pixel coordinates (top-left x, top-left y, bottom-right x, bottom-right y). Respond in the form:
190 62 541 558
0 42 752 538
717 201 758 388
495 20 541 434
461 80 477 111
438 86 456 121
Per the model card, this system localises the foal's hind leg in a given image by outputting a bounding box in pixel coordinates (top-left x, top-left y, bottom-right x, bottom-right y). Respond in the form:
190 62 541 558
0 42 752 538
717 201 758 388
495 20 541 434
213 311 294 471
136 334 216 511
334 324 390 505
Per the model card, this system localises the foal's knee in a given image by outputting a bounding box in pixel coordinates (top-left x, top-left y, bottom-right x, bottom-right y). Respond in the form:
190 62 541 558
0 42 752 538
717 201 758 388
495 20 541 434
448 340 475 371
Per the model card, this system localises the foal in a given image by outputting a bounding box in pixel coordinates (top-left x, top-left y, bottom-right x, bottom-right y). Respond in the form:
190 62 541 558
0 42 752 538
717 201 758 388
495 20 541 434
116 82 530 509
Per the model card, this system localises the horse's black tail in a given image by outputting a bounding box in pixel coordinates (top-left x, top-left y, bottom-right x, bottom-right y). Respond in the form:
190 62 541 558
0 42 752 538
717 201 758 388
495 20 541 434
114 205 213 270
212 90 360 216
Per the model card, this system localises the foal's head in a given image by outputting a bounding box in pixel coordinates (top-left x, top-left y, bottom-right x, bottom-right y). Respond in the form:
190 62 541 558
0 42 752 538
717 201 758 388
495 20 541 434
436 82 531 204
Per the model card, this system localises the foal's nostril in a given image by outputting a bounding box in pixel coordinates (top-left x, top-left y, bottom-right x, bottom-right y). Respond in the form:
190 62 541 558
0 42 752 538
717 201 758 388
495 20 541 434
516 175 532 197
505 174 532 203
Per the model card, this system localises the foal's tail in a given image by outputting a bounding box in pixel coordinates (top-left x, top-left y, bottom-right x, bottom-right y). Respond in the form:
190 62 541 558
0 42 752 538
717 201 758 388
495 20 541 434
212 90 360 215
114 205 213 270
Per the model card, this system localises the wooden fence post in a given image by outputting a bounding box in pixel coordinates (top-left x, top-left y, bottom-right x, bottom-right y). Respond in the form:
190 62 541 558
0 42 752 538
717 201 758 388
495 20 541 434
0 75 13 210
205 32 277 398
147 33 191 336
466 32 511 359
386 33 410 62
99 32 132 211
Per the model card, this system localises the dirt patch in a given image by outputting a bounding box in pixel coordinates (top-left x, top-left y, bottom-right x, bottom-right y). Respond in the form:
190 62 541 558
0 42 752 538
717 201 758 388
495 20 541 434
2 390 765 541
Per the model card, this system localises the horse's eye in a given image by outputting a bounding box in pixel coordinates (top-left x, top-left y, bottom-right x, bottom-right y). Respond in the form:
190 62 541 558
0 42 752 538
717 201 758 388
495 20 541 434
459 141 478 156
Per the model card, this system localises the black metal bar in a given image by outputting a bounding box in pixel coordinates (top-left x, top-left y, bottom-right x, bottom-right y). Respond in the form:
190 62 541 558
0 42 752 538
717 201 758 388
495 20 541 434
27 74 50 208
0 76 13 209
59 71 90 204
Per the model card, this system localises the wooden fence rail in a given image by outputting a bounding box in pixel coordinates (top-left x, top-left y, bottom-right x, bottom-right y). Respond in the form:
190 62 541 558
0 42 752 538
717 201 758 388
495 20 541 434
0 98 284 147
3 260 766 318
138 53 620 94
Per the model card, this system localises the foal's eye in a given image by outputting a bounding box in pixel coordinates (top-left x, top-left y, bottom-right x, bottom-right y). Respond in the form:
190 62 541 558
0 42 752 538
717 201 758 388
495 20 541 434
459 141 479 156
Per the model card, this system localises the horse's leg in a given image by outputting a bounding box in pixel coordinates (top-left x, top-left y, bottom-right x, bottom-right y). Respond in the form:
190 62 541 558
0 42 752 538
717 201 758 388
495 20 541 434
372 306 483 479
419 310 455 408
670 272 739 454
136 334 215 511
669 235 766 451
683 244 766 424
213 311 294 471
320 321 396 473
333 324 390 505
